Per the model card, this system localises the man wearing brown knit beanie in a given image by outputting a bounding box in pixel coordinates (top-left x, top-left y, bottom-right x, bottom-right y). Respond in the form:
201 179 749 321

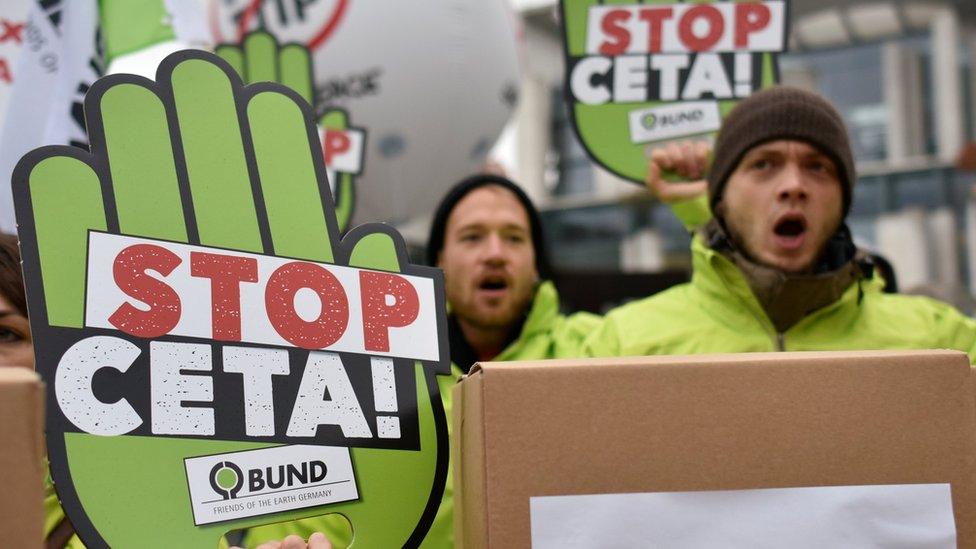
584 85 976 360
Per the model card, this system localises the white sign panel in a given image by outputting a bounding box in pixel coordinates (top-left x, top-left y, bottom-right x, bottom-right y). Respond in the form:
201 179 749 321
531 484 956 548
585 2 786 55
184 444 358 525
85 232 441 362
628 100 721 144
321 127 365 175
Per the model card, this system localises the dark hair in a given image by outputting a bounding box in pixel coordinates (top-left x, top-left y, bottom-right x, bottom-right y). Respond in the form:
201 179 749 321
425 174 553 280
0 234 25 316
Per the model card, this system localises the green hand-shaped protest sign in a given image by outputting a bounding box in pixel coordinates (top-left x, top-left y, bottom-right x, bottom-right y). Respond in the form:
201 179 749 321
217 31 364 232
15 50 448 548
560 0 786 184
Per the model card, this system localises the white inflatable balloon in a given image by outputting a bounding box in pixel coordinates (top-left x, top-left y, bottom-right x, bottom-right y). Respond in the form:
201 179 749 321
209 0 521 226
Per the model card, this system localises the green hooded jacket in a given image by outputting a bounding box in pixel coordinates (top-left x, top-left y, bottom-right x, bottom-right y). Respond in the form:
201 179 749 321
585 234 976 361
242 281 599 548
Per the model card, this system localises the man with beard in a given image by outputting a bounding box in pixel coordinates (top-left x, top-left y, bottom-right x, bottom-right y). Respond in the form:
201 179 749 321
585 86 976 359
428 173 599 371
417 173 600 546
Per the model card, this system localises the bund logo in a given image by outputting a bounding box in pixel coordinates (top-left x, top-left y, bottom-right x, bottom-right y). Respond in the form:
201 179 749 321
641 113 658 130
209 461 244 500
186 446 357 526
208 458 330 501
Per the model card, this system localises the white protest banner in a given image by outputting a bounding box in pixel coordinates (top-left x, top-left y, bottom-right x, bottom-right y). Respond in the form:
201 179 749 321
0 0 102 232
0 0 29 133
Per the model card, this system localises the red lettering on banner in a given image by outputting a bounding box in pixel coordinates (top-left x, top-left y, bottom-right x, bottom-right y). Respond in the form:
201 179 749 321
265 262 349 350
0 58 10 84
108 244 182 338
638 8 673 54
598 9 632 56
323 130 351 165
359 271 419 353
190 251 258 341
735 3 772 48
678 5 724 52
0 20 24 44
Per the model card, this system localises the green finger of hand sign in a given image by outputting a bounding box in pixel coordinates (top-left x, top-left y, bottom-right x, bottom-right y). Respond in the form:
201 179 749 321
217 31 314 103
15 50 448 548
319 108 361 232
219 30 362 232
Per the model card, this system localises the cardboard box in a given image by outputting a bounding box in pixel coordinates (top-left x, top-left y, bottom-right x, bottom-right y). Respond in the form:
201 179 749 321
0 368 45 548
452 350 976 548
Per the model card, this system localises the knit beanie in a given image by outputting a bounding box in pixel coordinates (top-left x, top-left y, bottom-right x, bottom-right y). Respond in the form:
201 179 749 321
708 86 856 217
426 174 553 280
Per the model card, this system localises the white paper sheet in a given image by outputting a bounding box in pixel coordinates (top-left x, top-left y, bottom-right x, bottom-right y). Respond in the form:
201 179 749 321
530 484 956 548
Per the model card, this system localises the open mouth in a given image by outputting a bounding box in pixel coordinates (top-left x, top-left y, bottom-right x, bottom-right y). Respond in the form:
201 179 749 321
774 216 807 238
479 276 509 292
772 214 808 250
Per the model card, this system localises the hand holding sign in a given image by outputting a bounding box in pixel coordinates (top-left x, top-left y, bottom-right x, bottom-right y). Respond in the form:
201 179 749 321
15 50 448 547
236 532 333 549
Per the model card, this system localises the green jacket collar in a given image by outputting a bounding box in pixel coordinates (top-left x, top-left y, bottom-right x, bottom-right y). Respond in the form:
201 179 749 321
495 280 560 361
448 280 562 370
703 221 863 333
689 234 881 337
